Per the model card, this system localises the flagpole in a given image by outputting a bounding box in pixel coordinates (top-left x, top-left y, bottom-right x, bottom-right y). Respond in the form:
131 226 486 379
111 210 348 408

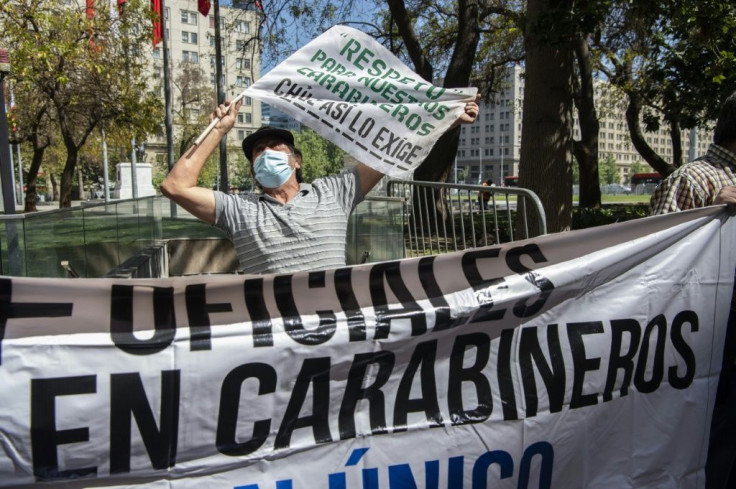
160 0 176 216
214 0 229 193
102 128 110 202
0 49 21 274
15 143 23 206
130 137 139 199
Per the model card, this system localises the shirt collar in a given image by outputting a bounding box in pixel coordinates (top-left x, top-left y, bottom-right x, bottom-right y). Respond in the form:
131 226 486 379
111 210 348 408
706 143 736 169
258 183 312 204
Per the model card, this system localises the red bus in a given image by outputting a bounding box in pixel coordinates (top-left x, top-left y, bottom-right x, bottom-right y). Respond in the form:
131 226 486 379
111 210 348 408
504 176 518 187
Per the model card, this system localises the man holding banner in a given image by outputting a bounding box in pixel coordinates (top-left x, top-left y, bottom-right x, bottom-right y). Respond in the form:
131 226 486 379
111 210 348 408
648 91 736 488
161 95 479 275
650 91 736 215
162 25 481 274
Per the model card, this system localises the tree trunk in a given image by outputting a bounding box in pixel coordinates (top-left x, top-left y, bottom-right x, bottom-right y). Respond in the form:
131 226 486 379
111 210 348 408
624 86 676 176
520 0 575 233
50 173 58 202
391 0 481 184
59 146 78 208
669 119 683 167
572 34 601 209
23 146 46 213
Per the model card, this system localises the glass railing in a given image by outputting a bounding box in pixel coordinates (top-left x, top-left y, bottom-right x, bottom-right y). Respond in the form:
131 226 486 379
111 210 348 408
0 197 170 278
0 195 406 277
346 196 406 265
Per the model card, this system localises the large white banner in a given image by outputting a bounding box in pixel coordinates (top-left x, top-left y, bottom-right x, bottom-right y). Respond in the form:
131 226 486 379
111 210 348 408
245 26 477 176
0 208 733 488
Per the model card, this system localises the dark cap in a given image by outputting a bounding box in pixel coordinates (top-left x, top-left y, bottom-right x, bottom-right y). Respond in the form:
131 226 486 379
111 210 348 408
242 126 295 161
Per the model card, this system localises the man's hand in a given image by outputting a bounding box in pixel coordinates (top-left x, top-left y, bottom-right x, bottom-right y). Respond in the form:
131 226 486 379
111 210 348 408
715 185 736 214
453 93 481 127
212 98 242 135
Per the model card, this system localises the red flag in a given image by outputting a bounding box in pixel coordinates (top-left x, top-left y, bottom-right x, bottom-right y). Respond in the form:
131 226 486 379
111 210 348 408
86 0 95 19
255 0 263 10
117 0 126 16
198 0 211 17
151 0 162 46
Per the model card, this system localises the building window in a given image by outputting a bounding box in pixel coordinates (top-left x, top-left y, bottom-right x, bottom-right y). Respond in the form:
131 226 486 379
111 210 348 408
236 76 251 87
209 15 224 29
210 55 224 68
244 97 252 106
181 10 197 25
182 51 199 63
236 58 251 70
236 40 245 51
153 48 161 59
182 31 198 44
237 130 245 139
235 21 250 33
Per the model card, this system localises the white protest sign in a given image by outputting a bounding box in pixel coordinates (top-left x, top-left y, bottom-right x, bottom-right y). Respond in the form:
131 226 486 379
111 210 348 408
0 208 733 488
245 25 477 175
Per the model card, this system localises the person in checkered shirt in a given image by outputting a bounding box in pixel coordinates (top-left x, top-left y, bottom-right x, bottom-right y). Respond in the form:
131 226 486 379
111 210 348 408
649 93 736 489
649 91 736 215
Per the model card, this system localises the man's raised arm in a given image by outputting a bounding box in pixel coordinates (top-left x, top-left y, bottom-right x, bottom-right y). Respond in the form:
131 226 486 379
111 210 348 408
160 99 242 224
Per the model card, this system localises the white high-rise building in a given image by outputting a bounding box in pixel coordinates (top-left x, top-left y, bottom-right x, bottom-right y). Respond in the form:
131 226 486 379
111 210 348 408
456 66 524 186
146 0 262 160
456 65 712 186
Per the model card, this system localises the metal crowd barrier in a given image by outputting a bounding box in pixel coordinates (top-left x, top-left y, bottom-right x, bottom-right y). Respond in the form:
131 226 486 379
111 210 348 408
386 179 547 257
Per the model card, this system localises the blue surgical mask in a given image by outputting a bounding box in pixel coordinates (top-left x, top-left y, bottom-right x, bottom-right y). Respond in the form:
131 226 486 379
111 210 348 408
253 149 293 188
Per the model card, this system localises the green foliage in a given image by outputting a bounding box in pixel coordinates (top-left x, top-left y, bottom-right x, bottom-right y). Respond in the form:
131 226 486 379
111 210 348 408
2 0 163 205
197 154 220 189
293 128 346 182
229 151 256 190
598 0 736 142
572 205 650 230
599 154 620 184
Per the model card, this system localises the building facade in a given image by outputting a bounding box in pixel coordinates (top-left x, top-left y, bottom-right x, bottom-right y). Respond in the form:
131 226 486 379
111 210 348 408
455 65 712 186
146 0 262 161
456 66 524 186
261 103 302 133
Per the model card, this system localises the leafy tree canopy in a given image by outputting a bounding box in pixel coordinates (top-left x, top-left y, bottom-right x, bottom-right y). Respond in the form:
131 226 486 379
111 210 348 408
293 128 346 182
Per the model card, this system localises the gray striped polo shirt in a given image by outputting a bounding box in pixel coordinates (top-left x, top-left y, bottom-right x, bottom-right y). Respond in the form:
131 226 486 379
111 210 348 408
213 167 363 274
